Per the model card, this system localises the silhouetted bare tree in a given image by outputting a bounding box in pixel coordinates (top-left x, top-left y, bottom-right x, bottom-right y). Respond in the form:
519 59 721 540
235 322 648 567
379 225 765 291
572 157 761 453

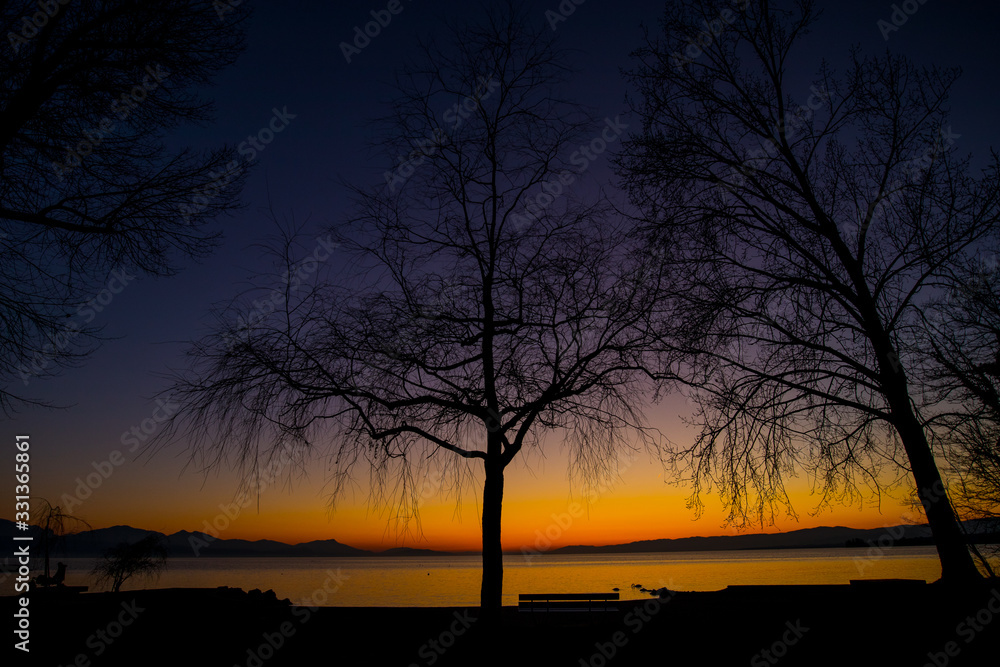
920 260 1000 566
92 534 168 592
618 0 1000 583
0 0 250 413
31 497 90 580
158 1 669 616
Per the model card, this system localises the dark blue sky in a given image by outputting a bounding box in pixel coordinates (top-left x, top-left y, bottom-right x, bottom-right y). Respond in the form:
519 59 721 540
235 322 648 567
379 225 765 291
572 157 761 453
6 0 1000 536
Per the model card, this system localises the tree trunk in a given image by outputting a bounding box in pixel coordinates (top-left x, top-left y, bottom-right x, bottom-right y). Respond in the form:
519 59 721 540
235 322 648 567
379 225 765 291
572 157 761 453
480 455 504 618
875 344 982 583
893 408 982 583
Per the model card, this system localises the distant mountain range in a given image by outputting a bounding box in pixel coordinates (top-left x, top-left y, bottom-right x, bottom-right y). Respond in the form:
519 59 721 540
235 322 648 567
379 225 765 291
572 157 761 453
545 519 999 554
0 520 393 558
1 518 995 559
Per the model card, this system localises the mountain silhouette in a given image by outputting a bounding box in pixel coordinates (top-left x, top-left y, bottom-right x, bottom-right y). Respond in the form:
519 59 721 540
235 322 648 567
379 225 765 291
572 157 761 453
2 518 995 558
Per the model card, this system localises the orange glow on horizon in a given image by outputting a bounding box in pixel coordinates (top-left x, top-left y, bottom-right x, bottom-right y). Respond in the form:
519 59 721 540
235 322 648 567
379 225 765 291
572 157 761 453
23 403 931 554
33 476 927 554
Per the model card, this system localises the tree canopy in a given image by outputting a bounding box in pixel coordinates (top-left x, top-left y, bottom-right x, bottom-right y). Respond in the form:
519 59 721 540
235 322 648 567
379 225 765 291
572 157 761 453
0 0 250 413
157 1 670 614
618 0 1000 582
92 534 169 593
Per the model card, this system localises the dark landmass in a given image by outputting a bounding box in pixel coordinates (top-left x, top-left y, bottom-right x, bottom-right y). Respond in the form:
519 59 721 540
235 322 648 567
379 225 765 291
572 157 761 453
0 520 380 558
547 520 999 555
2 518 995 560
6 581 999 666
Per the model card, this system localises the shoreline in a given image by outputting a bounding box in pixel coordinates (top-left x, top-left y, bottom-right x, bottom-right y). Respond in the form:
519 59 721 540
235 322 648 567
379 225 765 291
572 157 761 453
9 581 1000 666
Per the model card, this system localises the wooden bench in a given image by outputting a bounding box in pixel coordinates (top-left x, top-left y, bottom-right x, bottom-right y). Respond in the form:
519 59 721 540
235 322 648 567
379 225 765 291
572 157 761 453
518 593 619 614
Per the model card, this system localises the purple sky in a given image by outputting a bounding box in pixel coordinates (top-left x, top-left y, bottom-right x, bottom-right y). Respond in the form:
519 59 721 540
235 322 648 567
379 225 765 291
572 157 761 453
5 0 999 540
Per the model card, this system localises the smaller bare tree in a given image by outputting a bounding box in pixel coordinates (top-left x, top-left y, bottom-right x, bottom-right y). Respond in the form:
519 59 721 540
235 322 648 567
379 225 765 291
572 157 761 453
32 497 90 581
920 259 1000 571
92 534 168 593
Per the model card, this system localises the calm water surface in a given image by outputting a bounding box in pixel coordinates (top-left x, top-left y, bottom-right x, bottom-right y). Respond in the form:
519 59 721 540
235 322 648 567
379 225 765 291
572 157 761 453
27 547 940 607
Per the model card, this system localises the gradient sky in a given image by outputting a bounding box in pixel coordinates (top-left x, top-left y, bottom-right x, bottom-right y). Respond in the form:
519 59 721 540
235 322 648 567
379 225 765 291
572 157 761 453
4 0 1000 553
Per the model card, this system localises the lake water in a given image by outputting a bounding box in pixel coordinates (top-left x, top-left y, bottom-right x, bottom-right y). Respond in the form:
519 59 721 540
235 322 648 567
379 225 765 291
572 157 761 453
14 547 941 607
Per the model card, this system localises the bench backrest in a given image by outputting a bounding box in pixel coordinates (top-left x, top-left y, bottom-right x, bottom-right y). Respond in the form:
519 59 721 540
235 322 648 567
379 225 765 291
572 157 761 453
518 593 619 601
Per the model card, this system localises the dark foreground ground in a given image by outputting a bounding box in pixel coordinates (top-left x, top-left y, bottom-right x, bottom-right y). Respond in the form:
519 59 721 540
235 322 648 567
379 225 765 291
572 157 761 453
6 580 1000 666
